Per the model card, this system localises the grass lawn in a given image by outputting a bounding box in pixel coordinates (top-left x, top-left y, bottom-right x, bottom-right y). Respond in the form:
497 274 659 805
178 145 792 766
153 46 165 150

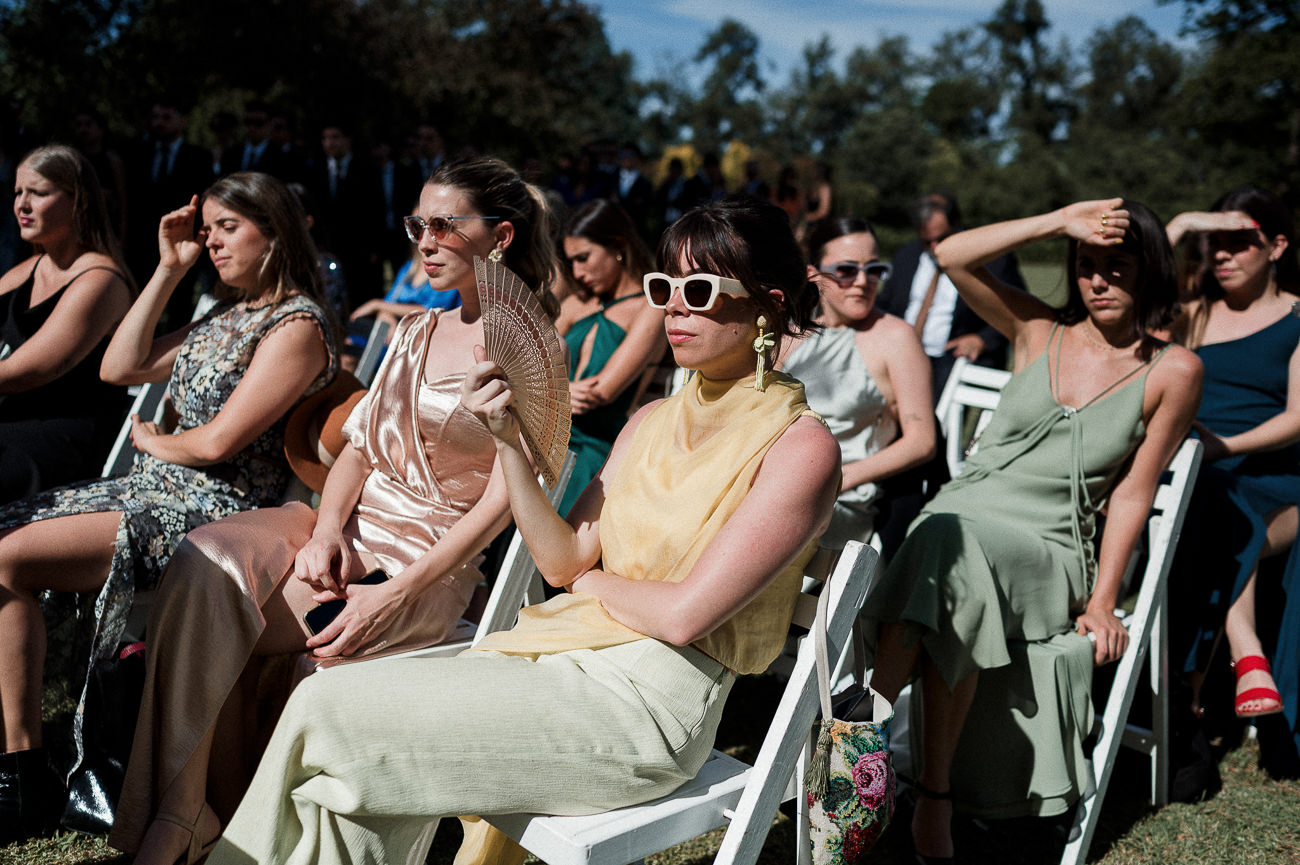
5 673 1297 865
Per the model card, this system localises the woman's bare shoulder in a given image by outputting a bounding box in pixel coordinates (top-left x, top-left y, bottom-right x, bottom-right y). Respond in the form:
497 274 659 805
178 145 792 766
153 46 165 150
0 254 40 294
766 413 840 476
1148 342 1203 406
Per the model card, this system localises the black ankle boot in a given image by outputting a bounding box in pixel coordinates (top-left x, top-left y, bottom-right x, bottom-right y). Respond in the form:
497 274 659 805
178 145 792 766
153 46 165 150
0 749 62 844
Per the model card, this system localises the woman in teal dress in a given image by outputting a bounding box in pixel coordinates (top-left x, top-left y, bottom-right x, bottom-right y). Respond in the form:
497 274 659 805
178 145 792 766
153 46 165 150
1167 186 1300 777
865 198 1202 862
555 200 665 514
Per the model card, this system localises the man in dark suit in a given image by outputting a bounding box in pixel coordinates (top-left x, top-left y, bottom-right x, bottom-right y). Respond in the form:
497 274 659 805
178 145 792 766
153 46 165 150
615 143 654 243
219 102 290 179
878 191 1026 399
309 122 384 311
372 137 423 278
125 99 214 325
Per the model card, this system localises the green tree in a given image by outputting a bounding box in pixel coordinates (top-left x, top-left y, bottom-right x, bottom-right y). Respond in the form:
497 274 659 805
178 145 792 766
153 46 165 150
1066 17 1199 215
0 0 639 163
687 18 767 156
920 29 1001 143
982 0 1075 145
1164 0 1300 202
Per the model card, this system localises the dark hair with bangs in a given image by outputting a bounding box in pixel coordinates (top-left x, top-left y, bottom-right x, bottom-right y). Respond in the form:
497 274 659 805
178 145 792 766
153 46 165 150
807 215 879 266
1061 199 1175 358
657 195 820 359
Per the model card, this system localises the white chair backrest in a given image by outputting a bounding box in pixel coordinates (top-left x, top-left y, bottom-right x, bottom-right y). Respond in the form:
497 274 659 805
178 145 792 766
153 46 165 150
666 366 692 397
1061 437 1202 865
934 357 1011 478
480 540 882 865
471 450 577 640
101 294 220 478
353 319 392 387
100 382 169 478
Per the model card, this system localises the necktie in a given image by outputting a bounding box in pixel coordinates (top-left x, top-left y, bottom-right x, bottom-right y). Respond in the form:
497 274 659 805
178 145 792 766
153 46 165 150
912 254 942 340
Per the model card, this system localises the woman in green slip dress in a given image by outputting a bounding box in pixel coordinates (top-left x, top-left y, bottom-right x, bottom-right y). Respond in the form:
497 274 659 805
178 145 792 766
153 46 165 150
865 198 1203 863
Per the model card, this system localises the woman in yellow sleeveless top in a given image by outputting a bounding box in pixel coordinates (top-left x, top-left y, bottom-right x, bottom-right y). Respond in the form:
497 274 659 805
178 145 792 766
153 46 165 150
204 195 841 865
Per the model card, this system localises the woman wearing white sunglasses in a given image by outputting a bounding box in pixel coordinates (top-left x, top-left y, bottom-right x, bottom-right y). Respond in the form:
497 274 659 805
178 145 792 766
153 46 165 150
778 216 935 554
201 195 839 865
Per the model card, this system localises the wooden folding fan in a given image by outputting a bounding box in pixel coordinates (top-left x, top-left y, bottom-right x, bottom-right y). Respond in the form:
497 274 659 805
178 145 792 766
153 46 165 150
474 255 571 487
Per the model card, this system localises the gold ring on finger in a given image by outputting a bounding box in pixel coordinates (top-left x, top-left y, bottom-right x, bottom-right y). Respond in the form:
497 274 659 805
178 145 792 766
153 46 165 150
1101 213 1109 227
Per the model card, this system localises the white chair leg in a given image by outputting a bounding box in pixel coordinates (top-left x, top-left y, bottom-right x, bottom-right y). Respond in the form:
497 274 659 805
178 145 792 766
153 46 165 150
795 737 812 865
1151 597 1169 806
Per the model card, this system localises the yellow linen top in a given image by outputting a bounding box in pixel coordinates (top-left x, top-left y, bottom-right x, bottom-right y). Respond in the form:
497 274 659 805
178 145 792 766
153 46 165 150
471 371 827 674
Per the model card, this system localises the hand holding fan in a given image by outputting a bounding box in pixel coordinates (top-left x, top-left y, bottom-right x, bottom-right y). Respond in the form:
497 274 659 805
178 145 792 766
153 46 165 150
474 255 571 486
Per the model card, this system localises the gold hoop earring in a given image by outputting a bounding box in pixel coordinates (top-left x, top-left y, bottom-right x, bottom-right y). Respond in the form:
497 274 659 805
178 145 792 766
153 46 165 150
752 314 774 392
488 247 504 264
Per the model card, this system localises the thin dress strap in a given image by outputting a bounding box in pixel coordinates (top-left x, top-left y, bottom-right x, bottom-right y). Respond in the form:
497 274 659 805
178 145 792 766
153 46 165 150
59 265 127 291
1050 323 1166 410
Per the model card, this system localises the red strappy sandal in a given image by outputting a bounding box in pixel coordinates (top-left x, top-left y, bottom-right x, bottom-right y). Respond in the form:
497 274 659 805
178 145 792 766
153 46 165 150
1232 655 1284 718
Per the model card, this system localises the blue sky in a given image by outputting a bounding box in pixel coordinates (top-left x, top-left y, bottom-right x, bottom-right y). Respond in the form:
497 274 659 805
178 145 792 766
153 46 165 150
588 1 1196 84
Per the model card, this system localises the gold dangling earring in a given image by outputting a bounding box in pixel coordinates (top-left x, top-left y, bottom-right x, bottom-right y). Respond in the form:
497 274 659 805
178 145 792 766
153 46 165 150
487 247 504 264
752 314 774 392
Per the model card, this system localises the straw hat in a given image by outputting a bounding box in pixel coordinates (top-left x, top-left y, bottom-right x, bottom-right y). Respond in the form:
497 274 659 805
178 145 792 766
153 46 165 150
283 371 367 494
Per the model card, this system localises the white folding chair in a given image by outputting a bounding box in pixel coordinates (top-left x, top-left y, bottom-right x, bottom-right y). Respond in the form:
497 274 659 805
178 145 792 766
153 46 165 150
1060 437 1202 865
101 294 220 478
665 366 692 397
478 540 881 865
353 319 392 386
933 356 1011 478
101 381 169 478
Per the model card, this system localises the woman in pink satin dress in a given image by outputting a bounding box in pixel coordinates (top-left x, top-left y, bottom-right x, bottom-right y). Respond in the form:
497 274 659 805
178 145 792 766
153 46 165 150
109 156 562 865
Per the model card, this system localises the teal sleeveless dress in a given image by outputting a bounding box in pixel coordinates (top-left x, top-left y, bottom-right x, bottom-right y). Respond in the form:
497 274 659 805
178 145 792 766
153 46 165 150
865 325 1168 815
561 294 642 515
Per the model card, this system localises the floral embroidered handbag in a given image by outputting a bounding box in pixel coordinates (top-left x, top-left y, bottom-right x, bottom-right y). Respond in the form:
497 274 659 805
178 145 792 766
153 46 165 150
803 586 896 865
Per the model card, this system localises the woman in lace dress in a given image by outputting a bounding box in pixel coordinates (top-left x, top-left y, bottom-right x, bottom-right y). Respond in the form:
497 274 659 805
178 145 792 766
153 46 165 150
109 156 561 865
0 172 336 844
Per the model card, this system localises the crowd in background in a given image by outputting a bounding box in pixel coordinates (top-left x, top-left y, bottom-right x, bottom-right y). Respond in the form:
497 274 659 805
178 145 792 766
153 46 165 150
0 99 856 324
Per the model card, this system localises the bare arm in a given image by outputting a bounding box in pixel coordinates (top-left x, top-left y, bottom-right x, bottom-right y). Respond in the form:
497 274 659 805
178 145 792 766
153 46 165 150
840 319 936 491
130 316 329 466
349 299 427 330
1080 346 1203 664
101 197 205 384
462 347 607 584
566 415 841 645
306 451 515 658
0 265 132 394
570 300 666 414
292 443 373 595
1165 210 1257 247
934 199 1127 356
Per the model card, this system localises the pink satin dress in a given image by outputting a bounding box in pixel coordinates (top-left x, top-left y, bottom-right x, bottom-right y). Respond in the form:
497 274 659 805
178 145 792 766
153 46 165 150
109 309 496 853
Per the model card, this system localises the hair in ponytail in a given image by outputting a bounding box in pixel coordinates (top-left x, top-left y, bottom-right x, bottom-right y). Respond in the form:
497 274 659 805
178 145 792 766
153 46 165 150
428 156 560 320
